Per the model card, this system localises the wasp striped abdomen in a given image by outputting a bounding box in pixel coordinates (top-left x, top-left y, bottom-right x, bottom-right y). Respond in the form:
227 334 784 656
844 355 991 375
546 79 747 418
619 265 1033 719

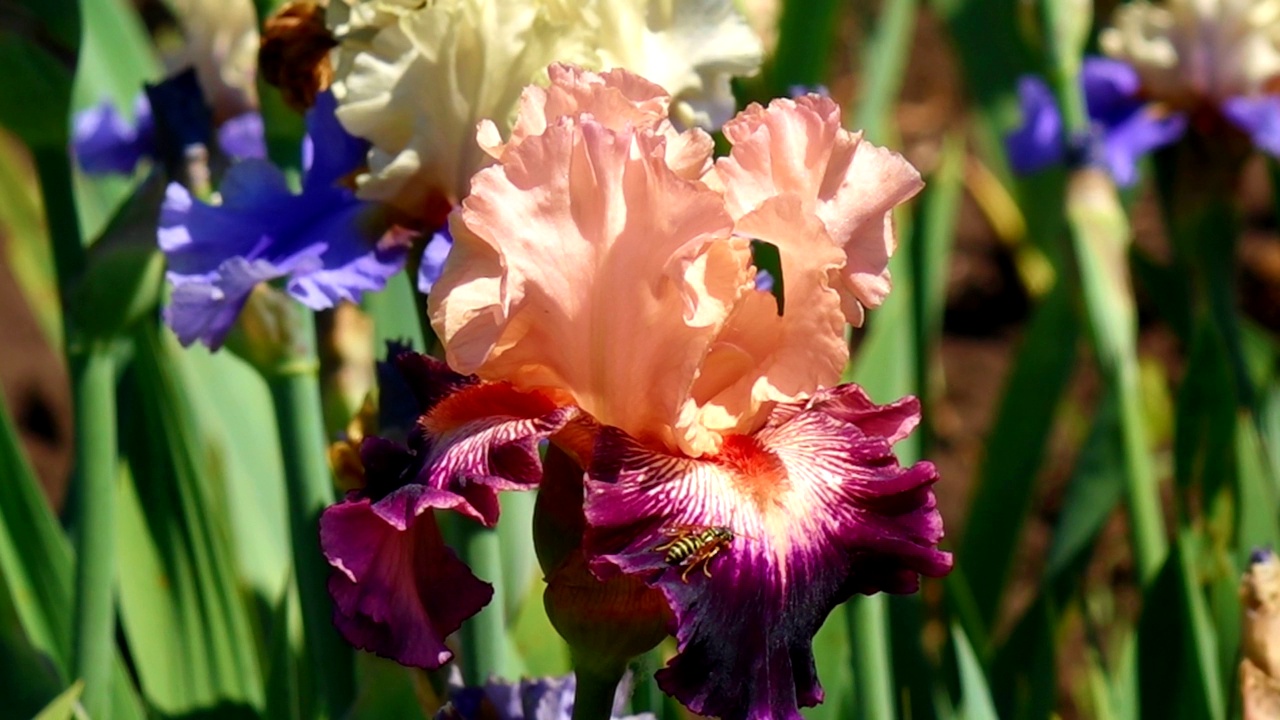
654 526 735 582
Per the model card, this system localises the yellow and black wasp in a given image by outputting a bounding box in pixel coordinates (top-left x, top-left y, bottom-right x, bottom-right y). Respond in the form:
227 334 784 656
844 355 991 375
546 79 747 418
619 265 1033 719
654 525 736 582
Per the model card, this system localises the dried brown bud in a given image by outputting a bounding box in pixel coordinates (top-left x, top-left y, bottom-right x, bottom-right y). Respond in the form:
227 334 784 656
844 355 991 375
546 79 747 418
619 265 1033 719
259 1 337 112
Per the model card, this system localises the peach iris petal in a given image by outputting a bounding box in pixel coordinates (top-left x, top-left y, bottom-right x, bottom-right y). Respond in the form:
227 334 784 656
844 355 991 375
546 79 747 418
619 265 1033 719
691 196 848 437
479 64 715 181
715 95 924 326
429 117 753 455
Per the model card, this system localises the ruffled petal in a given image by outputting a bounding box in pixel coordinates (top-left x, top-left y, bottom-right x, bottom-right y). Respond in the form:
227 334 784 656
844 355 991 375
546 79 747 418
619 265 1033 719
583 385 951 720
158 100 405 347
1223 94 1280 157
715 95 924 326
163 256 285 348
480 63 672 160
389 350 579 525
1006 75 1066 175
592 0 762 130
689 195 848 437
429 115 752 456
332 0 599 213
321 495 492 669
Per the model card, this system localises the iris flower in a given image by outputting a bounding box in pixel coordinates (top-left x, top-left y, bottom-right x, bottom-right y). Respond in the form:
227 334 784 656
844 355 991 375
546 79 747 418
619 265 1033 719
1102 0 1280 155
1006 58 1188 186
158 91 408 348
326 0 760 224
321 65 950 720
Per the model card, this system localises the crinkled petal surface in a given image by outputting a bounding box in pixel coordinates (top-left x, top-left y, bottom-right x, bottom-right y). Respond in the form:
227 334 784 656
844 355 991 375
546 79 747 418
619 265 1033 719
1006 75 1065 175
322 493 492 669
583 385 951 720
382 351 578 525
1224 93 1280 156
593 0 762 129
716 95 924 327
429 115 752 455
332 0 598 213
158 98 405 347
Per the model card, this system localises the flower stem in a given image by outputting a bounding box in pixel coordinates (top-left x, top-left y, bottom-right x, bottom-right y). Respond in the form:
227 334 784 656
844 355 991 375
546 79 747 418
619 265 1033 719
70 345 117 720
33 122 120 720
267 321 354 719
571 663 623 720
1064 173 1167 585
847 594 896 719
456 521 508 685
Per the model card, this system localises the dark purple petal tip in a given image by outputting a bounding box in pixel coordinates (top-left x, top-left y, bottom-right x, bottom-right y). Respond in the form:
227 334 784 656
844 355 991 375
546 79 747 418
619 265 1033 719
321 497 493 669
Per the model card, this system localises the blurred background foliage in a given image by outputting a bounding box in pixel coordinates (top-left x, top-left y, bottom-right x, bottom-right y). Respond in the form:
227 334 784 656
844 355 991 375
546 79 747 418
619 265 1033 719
1 0 1279 718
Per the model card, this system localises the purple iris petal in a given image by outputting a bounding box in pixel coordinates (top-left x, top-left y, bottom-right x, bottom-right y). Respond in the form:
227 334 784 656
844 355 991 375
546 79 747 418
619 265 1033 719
1080 57 1144 126
1101 109 1188 187
73 95 155 175
160 90 406 348
1006 75 1065 174
584 385 951 720
322 492 493 669
75 91 267 175
320 347 578 669
1006 57 1186 186
302 90 368 189
216 112 267 160
418 228 454 293
1223 95 1280 157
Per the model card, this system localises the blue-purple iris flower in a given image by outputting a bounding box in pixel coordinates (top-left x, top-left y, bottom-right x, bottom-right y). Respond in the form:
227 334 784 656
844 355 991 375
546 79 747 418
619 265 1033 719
73 94 265 175
1006 57 1187 187
158 90 408 348
435 673 654 720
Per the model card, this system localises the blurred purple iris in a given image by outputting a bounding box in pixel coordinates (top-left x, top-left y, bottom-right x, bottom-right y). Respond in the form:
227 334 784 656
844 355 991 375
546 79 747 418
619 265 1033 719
1223 95 1280 158
1006 57 1187 187
435 673 654 720
73 93 264 175
158 90 408 348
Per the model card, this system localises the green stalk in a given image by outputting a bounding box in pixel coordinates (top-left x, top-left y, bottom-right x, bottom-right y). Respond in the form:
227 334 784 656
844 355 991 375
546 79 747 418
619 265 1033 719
33 148 86 298
267 321 354 719
34 128 123 720
570 663 623 720
1037 0 1167 585
847 595 895 719
456 522 508 685
70 346 117 720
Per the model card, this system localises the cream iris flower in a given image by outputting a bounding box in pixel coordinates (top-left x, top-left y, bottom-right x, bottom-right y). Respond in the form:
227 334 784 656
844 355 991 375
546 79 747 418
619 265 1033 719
326 0 763 222
1101 0 1280 106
